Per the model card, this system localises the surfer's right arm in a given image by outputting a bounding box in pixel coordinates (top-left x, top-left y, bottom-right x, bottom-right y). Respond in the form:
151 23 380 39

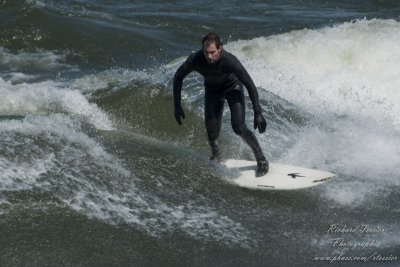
173 53 196 125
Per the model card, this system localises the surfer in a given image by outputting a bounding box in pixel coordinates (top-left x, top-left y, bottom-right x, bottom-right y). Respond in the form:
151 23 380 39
173 32 268 176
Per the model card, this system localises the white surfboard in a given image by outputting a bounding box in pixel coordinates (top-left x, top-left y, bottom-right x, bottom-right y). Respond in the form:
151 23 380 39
223 159 335 190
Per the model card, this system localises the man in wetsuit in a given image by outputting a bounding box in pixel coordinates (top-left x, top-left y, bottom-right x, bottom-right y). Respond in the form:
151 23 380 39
173 32 269 176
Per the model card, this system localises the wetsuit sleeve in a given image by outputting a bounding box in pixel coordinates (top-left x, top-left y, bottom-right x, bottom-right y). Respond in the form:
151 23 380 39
173 54 195 107
231 57 262 114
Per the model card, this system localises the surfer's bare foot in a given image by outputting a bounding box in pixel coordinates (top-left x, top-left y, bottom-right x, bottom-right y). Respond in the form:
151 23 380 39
256 157 269 177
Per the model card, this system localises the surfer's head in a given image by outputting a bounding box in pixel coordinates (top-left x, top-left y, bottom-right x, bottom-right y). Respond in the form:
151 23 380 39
202 32 223 64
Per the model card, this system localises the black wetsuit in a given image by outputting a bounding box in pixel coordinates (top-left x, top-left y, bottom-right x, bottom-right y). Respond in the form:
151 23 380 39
173 49 266 165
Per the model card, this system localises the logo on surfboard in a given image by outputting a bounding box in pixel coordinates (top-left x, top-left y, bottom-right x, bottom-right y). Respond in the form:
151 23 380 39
287 173 305 179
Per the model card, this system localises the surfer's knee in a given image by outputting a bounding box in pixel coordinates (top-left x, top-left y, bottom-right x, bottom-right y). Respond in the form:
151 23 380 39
232 123 246 136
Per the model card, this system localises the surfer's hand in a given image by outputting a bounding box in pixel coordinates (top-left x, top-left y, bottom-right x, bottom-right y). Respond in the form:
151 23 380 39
174 105 185 125
254 112 267 133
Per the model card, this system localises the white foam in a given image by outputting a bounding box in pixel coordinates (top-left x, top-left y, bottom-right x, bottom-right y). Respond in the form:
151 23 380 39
25 0 45 8
220 19 400 206
0 114 120 206
280 119 400 179
72 68 153 94
0 114 251 245
0 153 54 191
278 118 400 205
227 19 400 131
0 114 117 166
0 47 75 74
0 78 113 130
0 47 111 129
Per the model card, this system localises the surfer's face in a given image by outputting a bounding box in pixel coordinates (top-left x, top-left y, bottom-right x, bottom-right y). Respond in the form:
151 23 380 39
203 42 222 64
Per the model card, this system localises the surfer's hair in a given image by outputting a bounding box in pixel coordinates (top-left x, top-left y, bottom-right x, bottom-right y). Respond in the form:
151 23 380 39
202 32 223 49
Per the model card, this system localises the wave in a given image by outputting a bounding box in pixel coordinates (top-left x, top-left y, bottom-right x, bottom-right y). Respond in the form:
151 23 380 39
0 112 252 245
222 19 400 206
0 48 252 245
227 19 400 130
75 19 399 210
0 77 113 130
0 47 77 79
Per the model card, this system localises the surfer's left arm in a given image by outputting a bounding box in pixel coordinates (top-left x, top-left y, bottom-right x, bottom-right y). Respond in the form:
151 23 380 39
231 56 267 133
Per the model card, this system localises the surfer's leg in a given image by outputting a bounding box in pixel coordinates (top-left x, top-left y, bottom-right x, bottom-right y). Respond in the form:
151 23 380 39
205 92 225 162
226 88 269 176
